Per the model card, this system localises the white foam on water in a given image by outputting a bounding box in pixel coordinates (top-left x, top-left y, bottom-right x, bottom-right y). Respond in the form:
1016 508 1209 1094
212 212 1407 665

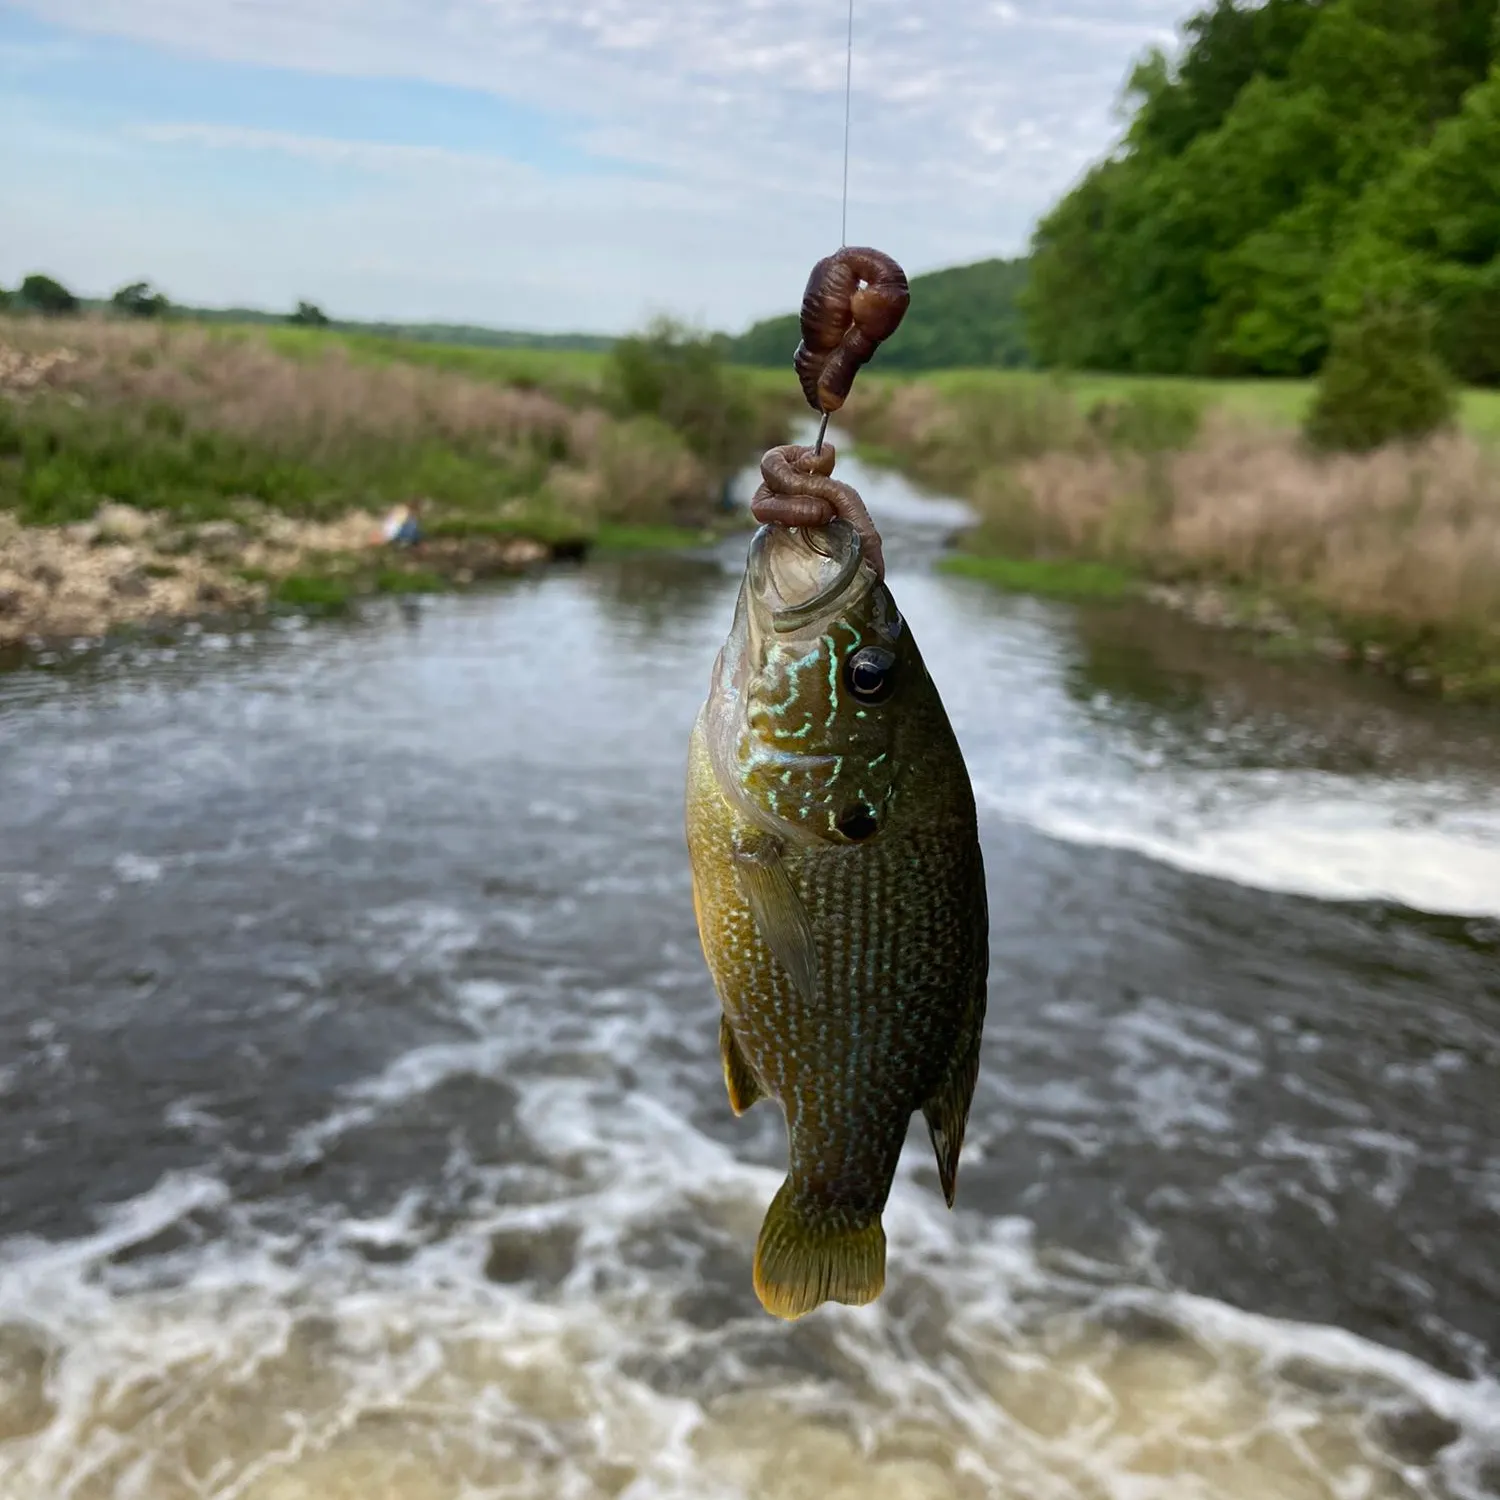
4 435 1497 1496
0 1049 1495 1500
979 768 1500 919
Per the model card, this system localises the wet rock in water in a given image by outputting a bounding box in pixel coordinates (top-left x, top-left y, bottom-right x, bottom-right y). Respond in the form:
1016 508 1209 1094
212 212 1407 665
1097 1301 1189 1346
483 1222 579 1286
0 1323 56 1442
1372 1403 1462 1464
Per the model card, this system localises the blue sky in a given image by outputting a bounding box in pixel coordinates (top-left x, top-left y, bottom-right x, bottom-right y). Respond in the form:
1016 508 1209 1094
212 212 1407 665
1 1 1188 334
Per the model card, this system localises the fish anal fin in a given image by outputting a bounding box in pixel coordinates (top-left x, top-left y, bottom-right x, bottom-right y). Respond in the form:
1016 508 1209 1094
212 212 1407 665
732 838 819 1001
752 1178 885 1320
719 1014 765 1116
923 1011 984 1209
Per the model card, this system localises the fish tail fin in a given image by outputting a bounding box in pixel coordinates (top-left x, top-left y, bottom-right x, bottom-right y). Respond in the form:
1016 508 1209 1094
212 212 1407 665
752 1178 886 1320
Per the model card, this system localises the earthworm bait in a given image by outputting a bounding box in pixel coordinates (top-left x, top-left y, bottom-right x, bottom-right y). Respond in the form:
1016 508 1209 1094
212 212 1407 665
748 248 910 578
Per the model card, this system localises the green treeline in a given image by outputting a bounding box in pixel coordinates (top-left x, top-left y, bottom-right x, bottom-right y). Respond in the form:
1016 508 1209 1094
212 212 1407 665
0 272 615 353
728 258 1031 372
1025 0 1500 382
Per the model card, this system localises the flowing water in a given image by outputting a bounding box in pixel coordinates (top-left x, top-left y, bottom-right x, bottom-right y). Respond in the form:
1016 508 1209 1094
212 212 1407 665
1 441 1499 1499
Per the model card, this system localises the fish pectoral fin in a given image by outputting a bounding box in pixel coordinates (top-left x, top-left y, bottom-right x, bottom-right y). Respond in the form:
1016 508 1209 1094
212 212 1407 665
753 1178 886 1320
922 1000 985 1209
719 1014 765 1116
733 842 819 1001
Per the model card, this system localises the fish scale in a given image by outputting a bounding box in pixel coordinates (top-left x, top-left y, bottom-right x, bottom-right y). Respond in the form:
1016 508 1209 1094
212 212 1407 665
686 519 989 1320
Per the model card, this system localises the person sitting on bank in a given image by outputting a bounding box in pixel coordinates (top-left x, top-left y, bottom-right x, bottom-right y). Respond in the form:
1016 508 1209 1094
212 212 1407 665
381 499 424 549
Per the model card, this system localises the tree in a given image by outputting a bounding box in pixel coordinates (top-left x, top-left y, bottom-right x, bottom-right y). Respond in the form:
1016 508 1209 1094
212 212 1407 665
111 280 171 318
289 300 330 327
1326 63 1500 382
1024 0 1500 377
1303 299 1456 451
17 274 79 316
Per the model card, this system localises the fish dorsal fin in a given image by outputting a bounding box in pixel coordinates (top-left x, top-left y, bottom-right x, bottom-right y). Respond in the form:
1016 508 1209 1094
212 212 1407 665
719 1013 765 1115
732 833 819 1002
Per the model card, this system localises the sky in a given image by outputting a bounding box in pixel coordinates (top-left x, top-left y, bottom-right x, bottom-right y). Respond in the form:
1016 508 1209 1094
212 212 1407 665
0 1 1192 335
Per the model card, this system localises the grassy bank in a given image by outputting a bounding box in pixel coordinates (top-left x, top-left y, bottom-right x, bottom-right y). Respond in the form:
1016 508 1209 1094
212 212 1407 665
861 368 1500 442
844 374 1500 701
0 318 788 534
0 317 791 645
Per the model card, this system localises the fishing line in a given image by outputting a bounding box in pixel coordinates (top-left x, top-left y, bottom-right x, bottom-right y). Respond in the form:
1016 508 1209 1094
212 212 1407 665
813 0 856 459
840 0 855 247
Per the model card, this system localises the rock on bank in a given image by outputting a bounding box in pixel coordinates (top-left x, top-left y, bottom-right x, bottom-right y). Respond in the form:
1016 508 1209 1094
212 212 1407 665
0 504 552 650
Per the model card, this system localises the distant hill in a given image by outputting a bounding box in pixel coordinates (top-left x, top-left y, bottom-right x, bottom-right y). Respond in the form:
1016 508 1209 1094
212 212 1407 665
727 257 1031 373
185 305 618 353
61 296 617 353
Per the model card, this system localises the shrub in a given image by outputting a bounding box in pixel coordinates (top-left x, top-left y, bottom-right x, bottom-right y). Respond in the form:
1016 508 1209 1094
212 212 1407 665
607 317 763 471
111 281 171 319
17 274 78 317
1304 301 1456 453
1087 386 1203 454
289 301 330 327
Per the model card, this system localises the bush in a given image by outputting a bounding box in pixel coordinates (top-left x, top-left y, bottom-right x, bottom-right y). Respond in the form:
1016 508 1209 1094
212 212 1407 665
289 301 330 327
1087 386 1203 454
112 280 171 319
17 274 78 317
607 317 762 472
1304 301 1456 453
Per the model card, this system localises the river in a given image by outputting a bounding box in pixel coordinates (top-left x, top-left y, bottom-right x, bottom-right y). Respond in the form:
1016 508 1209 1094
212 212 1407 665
1 440 1498 1499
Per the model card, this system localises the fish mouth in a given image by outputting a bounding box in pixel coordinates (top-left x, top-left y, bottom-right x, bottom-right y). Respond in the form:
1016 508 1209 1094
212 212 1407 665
747 520 865 634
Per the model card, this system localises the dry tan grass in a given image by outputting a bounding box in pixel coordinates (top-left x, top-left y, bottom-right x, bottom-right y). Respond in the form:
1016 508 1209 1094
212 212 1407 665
1 316 740 535
998 412 1500 637
1 317 577 455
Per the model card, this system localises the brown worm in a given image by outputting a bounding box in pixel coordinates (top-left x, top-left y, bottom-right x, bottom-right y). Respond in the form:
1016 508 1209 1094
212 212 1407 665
793 247 910 414
750 442 886 580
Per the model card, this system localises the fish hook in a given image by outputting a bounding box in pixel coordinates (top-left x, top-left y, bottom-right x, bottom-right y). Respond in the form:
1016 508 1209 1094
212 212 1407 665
748 247 910 575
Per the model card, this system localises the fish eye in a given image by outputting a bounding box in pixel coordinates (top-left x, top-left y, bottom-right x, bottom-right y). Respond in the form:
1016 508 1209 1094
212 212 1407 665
846 646 896 704
837 803 879 841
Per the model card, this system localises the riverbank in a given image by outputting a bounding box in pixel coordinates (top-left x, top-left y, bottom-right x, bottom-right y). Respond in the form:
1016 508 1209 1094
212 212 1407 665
843 376 1500 703
0 502 571 647
0 319 781 649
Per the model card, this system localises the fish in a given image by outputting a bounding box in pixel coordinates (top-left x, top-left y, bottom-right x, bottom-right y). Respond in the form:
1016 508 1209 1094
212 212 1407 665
685 512 989 1319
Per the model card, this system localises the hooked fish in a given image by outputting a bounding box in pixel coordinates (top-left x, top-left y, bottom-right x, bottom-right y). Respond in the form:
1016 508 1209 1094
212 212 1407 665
685 506 988 1319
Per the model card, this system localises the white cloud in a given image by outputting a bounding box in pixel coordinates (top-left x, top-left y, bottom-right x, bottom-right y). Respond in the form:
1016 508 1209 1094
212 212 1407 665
4 0 1194 329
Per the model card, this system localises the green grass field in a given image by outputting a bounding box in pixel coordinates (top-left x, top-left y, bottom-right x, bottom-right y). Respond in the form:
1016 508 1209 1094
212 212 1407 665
119 320 1500 444
257 325 797 405
864 366 1500 439
256 326 612 397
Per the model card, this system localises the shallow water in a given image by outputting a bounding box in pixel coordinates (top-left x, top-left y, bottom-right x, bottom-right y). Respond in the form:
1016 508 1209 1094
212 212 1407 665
1 443 1498 1498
